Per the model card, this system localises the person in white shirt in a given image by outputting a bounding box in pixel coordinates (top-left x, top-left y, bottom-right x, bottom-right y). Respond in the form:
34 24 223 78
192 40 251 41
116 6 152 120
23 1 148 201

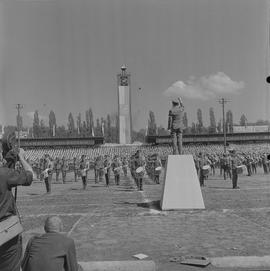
42 167 52 193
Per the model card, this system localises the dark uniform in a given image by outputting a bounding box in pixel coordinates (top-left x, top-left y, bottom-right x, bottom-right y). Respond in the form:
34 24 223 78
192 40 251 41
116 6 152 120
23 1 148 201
121 156 128 177
209 155 216 176
198 153 208 187
223 154 232 180
53 158 60 183
39 158 45 182
251 156 257 174
47 158 54 187
103 155 111 187
79 156 88 189
262 154 268 174
153 154 162 184
167 98 185 155
129 155 138 188
61 157 69 184
112 156 122 185
219 155 225 176
246 155 252 176
134 151 146 191
42 168 52 193
73 157 80 182
95 156 104 183
231 151 240 189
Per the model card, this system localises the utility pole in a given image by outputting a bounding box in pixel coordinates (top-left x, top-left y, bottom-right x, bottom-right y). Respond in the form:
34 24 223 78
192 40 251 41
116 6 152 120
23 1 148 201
218 98 230 153
14 104 23 202
16 104 23 148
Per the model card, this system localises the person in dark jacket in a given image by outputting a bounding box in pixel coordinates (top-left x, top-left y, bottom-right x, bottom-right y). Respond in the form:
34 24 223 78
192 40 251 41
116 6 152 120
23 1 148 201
0 132 35 271
21 216 83 271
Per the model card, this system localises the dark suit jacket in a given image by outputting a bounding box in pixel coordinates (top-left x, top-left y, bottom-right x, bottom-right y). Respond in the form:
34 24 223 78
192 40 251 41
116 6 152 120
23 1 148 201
22 232 79 271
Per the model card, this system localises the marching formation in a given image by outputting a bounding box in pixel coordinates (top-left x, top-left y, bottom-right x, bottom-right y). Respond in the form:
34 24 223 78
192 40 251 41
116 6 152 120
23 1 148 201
0 148 165 193
1 143 267 193
193 149 270 188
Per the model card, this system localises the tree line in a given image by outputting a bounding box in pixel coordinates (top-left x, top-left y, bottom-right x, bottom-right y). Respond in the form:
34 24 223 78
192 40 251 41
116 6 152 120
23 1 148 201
1 107 269 142
31 109 121 142
147 108 269 136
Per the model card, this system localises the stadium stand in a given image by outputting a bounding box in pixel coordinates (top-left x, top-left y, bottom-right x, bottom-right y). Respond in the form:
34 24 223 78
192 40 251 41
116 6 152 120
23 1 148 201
24 142 270 163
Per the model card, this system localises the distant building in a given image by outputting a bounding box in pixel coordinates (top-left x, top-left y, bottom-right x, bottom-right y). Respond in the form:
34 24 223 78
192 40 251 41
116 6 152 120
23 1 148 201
15 131 29 138
233 125 269 133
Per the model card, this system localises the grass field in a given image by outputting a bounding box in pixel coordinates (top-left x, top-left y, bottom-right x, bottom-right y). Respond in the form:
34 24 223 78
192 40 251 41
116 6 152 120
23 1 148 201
16 166 270 271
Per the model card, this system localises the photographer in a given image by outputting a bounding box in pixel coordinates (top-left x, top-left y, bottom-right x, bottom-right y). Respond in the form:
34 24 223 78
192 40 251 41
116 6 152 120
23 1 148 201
0 132 36 271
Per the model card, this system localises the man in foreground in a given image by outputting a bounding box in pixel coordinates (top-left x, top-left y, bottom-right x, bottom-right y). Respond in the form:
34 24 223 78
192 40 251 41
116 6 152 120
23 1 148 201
22 216 83 271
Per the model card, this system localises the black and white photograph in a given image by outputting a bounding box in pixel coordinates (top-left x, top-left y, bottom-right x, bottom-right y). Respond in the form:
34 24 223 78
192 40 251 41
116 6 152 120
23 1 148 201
0 0 270 270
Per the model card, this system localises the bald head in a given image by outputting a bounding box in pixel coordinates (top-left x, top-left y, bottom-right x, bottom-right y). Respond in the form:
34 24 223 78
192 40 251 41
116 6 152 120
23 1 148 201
44 216 63 233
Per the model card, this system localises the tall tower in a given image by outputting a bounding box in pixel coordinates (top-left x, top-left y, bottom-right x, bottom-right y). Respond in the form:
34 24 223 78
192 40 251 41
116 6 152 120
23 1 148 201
117 66 132 144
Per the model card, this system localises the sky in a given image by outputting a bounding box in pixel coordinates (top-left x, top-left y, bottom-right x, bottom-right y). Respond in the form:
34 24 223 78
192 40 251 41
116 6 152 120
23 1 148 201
0 0 269 130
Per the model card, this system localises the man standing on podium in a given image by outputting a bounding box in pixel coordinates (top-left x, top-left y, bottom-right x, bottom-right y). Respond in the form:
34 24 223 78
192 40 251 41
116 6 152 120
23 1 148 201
168 97 185 155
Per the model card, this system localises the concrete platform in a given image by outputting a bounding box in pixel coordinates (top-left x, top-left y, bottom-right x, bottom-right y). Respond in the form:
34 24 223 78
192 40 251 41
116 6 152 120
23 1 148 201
79 260 156 271
211 255 270 268
161 155 205 210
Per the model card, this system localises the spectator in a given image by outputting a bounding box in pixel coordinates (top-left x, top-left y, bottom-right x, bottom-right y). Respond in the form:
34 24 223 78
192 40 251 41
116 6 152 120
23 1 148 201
21 216 83 271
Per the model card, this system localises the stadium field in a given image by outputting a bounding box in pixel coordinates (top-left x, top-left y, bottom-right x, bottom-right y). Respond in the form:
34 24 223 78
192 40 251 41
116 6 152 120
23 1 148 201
16 165 270 271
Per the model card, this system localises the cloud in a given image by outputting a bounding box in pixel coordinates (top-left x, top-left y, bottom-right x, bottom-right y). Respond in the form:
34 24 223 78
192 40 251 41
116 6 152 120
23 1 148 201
26 111 48 122
163 72 245 100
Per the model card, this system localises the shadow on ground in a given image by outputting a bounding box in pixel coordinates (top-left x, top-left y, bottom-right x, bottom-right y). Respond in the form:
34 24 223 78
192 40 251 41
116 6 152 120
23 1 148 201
206 187 234 190
115 200 161 210
137 200 161 210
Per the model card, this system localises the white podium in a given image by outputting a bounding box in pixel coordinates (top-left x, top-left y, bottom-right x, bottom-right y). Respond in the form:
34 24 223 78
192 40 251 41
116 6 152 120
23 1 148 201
160 155 205 210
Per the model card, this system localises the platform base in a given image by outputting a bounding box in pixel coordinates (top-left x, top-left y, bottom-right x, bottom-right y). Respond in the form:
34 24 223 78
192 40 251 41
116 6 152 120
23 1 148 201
160 155 205 210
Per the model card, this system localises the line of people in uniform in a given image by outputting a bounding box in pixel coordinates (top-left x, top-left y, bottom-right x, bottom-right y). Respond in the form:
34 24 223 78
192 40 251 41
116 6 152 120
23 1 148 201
93 154 127 186
26 146 270 193
129 150 162 191
28 150 163 193
194 150 270 189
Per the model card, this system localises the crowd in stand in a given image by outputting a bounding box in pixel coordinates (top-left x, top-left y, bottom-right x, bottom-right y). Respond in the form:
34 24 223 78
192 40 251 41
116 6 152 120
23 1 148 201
23 143 270 162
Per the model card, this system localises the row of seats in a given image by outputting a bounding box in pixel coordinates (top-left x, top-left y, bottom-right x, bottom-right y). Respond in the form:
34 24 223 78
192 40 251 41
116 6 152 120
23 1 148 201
24 143 270 162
